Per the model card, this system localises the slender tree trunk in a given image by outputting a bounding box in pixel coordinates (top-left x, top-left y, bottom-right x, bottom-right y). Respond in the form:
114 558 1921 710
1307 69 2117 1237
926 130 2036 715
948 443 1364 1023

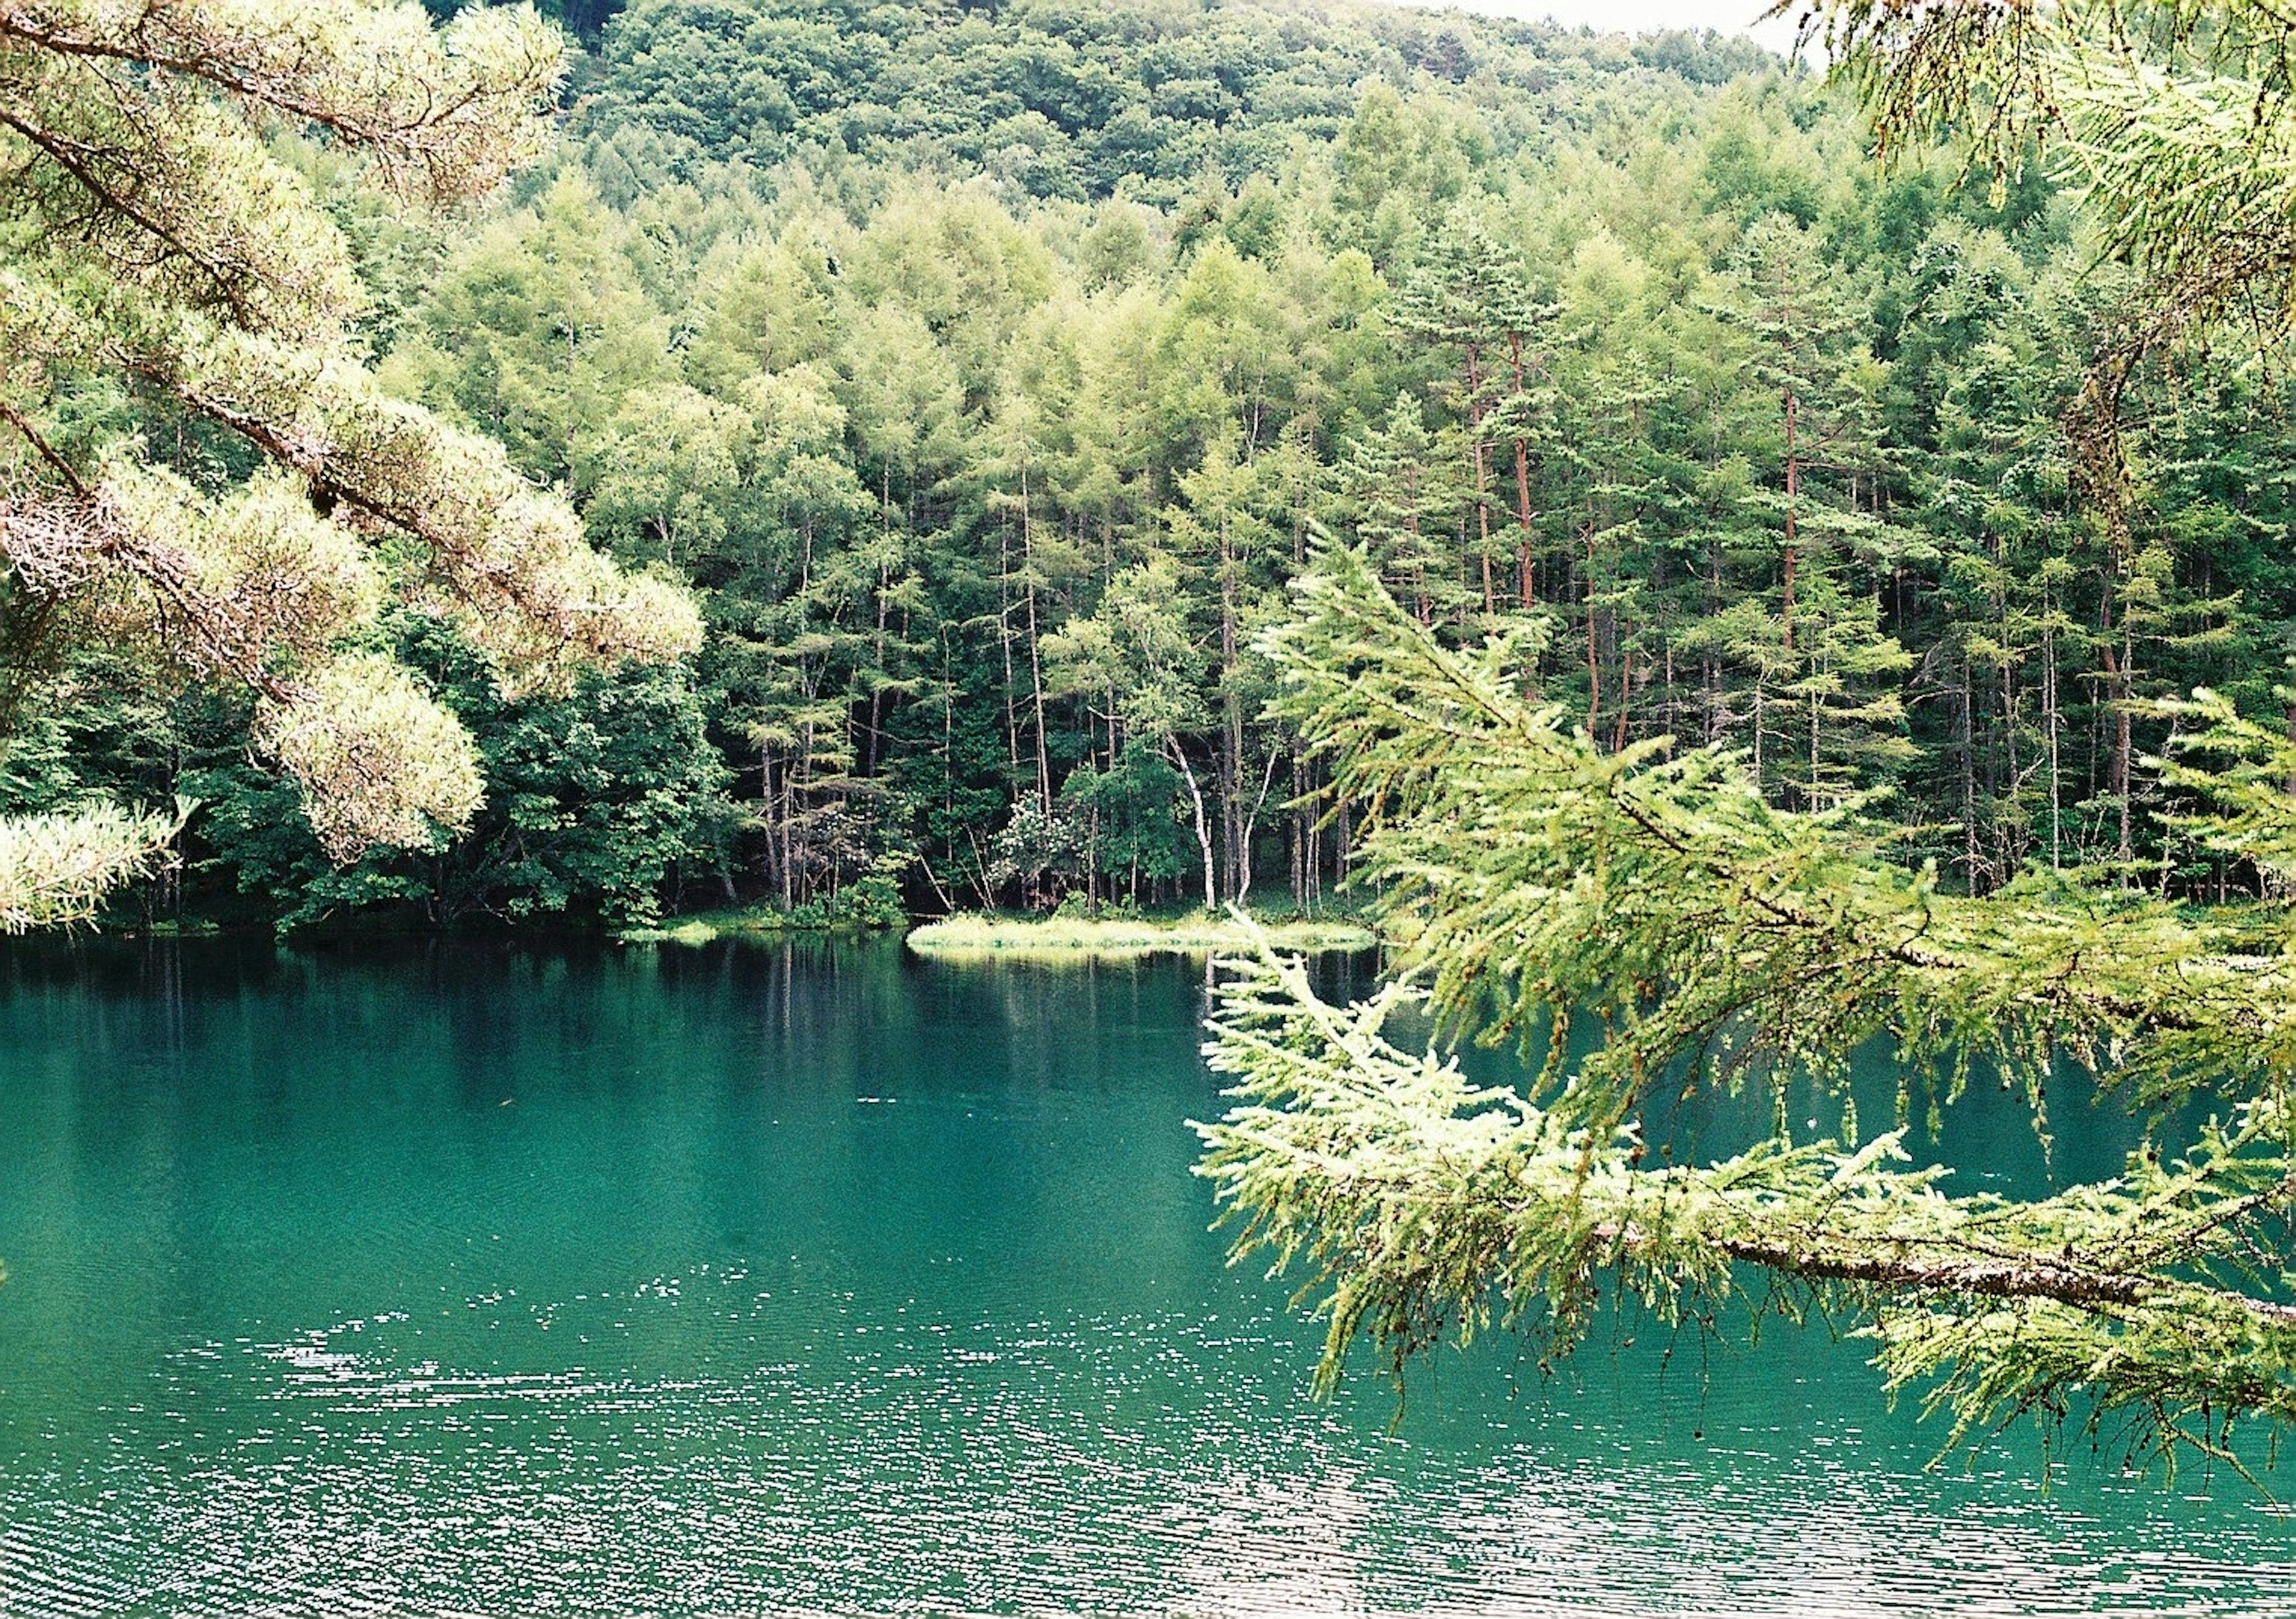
1706 539 1724 746
1613 633 1633 754
1509 329 1535 610
2044 610 2062 869
1168 740 1216 911
1467 341 1494 615
1961 654 1980 891
2000 606 2018 872
1219 511 1244 899
1810 665 1821 810
1782 386 1799 653
1289 742 1307 908
1753 686 1766 790
761 744 780 906
867 551 890 777
999 524 1020 774
2100 582 2133 866
1584 521 1601 742
1021 465 1051 816
1234 749 1281 908
1303 756 1322 908
941 632 959 875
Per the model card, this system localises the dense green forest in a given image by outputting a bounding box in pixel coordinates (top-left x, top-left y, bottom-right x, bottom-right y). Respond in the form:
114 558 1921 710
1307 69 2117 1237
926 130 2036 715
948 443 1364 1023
15 0 2296 931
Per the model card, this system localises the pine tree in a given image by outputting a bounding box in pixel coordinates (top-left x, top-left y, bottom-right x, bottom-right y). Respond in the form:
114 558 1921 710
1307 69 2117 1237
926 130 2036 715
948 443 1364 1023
1391 212 1541 619
0 1 700 929
1334 393 1465 628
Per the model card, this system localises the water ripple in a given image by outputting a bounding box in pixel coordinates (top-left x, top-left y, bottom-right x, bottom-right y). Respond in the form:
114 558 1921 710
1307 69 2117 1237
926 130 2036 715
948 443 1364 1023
1 937 2291 1615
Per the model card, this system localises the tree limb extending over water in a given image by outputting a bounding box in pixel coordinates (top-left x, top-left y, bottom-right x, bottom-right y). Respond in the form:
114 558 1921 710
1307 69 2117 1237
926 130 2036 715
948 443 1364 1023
0 0 701 927
1197 550 2296 1471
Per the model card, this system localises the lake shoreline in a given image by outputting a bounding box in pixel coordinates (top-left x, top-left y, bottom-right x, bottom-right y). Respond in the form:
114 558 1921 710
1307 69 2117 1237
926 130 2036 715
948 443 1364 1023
109 903 1381 958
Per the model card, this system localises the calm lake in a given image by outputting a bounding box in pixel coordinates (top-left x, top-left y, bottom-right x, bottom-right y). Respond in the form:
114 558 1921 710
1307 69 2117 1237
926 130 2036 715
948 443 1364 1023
0 934 2290 1615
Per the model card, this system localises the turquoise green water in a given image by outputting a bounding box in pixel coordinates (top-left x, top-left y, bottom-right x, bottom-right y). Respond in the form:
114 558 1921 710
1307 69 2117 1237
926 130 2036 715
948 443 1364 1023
0 935 2289 1615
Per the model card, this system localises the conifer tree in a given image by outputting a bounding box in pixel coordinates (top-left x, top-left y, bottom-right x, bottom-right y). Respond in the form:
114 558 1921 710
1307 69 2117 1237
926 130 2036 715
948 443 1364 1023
0 0 701 930
1199 548 2296 1467
1336 393 1461 627
1198 0 2296 1461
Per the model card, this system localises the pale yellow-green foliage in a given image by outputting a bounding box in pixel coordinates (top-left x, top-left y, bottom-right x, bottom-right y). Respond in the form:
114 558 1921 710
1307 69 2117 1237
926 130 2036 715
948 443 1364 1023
1 1 563 237
1202 938 2296 1466
252 652 483 860
1198 550 2296 1471
0 0 703 924
99 461 386 667
0 800 176 932
167 323 706 685
1796 1 2296 338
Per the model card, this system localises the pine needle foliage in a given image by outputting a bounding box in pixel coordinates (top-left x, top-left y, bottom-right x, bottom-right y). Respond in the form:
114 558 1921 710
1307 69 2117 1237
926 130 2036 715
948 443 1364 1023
0 798 178 932
1783 0 2296 539
1196 549 2296 1473
0 0 703 930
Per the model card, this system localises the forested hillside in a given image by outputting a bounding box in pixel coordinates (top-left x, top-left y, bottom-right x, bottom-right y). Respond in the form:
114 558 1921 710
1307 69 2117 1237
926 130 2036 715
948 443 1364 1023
17 0 2296 930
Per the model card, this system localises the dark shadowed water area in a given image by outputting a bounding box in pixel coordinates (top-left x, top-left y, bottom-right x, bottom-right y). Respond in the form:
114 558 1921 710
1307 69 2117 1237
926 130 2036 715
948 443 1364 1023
0 933 2290 1615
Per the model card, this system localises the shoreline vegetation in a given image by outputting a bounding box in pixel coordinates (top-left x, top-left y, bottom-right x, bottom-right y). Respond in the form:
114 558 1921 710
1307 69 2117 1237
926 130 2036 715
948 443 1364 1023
93 902 1380 955
903 911 1379 958
614 907 822 946
617 905 1381 955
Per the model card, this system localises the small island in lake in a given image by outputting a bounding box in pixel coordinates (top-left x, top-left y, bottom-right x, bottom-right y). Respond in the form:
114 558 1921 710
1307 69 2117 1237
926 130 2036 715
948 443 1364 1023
905 910 1378 958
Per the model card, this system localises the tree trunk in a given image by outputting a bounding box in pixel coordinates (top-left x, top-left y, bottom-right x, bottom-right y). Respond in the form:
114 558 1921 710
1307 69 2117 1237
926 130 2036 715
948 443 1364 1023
1168 740 1216 911
1467 341 1494 615
867 549 890 777
2100 582 2133 867
1509 329 1535 610
1961 656 1979 891
1219 511 1244 900
1289 742 1307 908
999 523 1021 774
2044 610 2062 869
1584 522 1601 742
1781 386 1799 653
1613 633 1632 754
1021 465 1052 816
